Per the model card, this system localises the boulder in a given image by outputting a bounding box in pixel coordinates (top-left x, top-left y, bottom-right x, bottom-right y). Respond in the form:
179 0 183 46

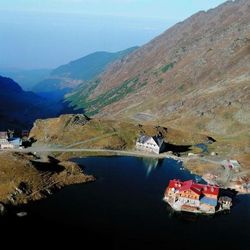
0 203 6 216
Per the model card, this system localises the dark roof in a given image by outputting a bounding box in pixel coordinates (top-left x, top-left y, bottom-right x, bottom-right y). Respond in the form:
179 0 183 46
137 135 152 144
152 136 164 147
137 135 165 147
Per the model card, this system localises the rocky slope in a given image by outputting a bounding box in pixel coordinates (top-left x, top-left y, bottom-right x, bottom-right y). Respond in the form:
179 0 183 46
29 114 210 152
66 0 250 141
29 114 250 181
0 151 94 208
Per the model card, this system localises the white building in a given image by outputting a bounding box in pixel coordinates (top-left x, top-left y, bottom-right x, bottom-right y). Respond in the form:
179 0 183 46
0 141 14 149
136 135 166 154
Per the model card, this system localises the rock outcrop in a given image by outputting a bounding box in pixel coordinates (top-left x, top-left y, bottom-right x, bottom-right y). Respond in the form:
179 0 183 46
0 151 95 207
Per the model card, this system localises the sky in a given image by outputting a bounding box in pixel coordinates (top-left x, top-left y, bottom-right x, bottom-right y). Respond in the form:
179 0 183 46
0 0 227 69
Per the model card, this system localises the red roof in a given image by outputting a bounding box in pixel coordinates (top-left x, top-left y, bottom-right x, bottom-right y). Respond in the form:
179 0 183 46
202 185 219 196
167 179 219 196
190 186 202 195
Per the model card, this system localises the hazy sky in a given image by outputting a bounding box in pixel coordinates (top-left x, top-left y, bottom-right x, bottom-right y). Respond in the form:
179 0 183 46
0 0 226 69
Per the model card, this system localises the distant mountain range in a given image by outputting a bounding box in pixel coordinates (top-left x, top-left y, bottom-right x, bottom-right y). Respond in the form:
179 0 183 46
51 47 139 80
0 68 51 90
32 47 139 101
0 47 138 129
0 76 79 130
66 0 250 137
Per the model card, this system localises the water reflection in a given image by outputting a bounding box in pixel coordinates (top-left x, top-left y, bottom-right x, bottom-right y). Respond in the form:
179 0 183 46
141 158 163 177
165 200 232 223
2 156 248 250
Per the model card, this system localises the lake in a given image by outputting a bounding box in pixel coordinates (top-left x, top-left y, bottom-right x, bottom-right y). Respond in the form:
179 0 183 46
1 156 249 249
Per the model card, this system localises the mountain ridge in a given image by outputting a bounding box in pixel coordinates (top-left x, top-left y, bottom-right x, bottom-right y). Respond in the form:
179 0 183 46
0 68 51 90
51 47 139 80
0 76 74 130
66 0 250 138
32 47 139 100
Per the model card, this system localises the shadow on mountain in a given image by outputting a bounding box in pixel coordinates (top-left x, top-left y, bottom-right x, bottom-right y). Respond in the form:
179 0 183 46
58 100 85 115
35 89 85 115
0 75 86 131
36 89 71 102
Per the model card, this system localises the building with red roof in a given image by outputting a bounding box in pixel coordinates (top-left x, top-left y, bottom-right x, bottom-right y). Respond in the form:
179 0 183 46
164 179 220 213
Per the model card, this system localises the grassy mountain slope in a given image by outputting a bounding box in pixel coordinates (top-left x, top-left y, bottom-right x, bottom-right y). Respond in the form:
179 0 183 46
32 47 139 99
66 0 250 160
52 47 139 80
66 0 250 135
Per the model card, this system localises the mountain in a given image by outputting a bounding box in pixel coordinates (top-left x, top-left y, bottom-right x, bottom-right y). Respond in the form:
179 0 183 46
32 47 139 101
66 0 250 138
0 68 51 90
51 47 139 80
0 76 71 130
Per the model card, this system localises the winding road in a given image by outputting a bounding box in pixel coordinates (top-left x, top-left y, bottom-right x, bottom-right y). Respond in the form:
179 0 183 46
13 146 172 159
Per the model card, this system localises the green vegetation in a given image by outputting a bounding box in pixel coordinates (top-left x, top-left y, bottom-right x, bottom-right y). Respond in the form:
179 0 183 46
32 47 138 94
178 84 185 92
66 79 100 110
158 78 164 84
51 47 139 80
153 70 159 77
160 62 175 73
140 80 148 87
223 111 232 119
67 75 147 116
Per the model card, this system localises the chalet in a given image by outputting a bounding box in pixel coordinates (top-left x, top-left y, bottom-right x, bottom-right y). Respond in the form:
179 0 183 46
164 179 220 214
136 135 166 154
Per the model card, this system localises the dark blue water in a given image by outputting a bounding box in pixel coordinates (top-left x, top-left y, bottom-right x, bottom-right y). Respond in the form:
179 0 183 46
1 156 249 249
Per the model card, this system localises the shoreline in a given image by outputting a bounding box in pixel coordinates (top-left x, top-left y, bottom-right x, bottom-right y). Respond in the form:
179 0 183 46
0 147 249 215
0 151 95 214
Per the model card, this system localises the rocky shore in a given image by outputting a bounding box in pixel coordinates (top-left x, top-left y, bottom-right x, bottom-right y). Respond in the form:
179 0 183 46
0 151 95 214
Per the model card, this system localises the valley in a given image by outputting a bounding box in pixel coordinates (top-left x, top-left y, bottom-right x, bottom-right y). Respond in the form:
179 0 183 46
1 1 250 248
0 0 249 225
23 114 249 193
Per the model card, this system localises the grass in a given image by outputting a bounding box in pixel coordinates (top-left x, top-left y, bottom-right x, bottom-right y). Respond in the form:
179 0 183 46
0 152 94 204
67 76 148 116
178 84 185 92
66 61 174 116
160 62 175 73
158 78 164 84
